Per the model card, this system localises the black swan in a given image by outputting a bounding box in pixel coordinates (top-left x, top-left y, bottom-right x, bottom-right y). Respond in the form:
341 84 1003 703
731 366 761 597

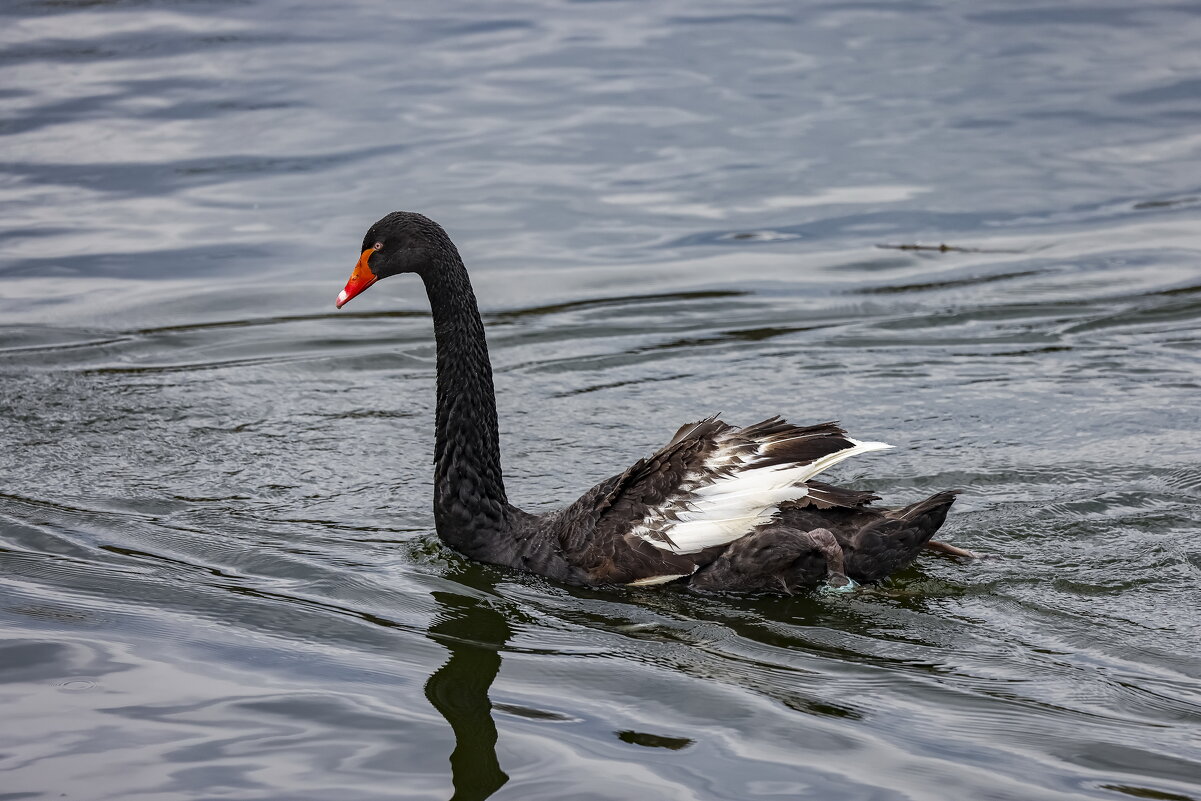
335 212 973 593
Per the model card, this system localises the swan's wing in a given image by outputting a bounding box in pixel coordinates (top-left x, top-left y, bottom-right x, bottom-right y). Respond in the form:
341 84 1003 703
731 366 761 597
550 415 729 583
555 416 891 584
622 418 892 555
592 415 732 535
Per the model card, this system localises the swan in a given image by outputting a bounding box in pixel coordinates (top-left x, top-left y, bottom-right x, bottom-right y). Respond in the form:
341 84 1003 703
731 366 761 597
335 212 972 593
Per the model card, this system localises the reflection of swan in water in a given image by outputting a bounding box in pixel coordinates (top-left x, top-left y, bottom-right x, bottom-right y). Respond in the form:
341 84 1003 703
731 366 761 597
423 579 512 801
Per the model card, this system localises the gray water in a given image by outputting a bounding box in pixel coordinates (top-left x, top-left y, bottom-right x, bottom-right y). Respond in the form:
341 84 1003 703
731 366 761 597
2 1 1200 799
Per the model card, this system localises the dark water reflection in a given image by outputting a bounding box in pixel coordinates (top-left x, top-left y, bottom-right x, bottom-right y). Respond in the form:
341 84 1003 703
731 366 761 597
425 579 511 801
3 0 1201 799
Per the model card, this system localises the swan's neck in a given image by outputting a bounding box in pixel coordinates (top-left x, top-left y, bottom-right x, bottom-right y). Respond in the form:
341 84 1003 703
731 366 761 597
422 254 510 554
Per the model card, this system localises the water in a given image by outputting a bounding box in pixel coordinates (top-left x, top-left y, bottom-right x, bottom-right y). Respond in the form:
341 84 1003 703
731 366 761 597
2 1 1200 799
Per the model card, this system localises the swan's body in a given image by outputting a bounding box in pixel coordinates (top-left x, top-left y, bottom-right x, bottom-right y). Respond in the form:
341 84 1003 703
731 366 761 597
336 212 969 593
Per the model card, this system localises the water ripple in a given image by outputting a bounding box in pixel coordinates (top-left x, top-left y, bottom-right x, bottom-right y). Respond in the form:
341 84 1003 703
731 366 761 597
3 1 1201 800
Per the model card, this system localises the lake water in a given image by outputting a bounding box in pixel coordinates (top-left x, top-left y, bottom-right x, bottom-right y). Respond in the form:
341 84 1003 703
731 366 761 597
2 1 1200 799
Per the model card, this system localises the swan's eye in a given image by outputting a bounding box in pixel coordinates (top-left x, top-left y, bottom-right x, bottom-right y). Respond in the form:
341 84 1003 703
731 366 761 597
373 241 383 251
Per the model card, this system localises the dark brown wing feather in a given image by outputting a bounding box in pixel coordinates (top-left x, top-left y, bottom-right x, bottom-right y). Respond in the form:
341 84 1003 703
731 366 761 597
545 416 730 584
592 415 730 526
789 480 880 510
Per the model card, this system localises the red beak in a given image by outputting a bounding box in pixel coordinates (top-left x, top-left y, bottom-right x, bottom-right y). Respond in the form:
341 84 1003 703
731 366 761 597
336 248 379 308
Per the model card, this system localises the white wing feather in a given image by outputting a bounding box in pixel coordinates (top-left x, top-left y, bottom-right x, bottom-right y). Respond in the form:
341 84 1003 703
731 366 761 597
635 438 892 554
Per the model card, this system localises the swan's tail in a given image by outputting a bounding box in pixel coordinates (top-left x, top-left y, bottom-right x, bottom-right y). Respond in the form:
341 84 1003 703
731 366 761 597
844 491 959 583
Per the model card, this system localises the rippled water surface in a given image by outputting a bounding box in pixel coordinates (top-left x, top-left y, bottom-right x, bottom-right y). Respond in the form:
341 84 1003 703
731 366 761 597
3 1 1201 799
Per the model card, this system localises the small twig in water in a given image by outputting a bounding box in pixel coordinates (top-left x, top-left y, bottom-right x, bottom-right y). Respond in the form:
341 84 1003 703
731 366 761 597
875 243 1022 254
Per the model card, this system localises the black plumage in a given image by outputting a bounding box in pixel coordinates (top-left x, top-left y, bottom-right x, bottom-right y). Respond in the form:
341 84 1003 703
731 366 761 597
335 212 973 593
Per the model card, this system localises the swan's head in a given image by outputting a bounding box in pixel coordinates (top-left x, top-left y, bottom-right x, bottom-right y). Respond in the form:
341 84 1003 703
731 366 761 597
335 211 455 308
